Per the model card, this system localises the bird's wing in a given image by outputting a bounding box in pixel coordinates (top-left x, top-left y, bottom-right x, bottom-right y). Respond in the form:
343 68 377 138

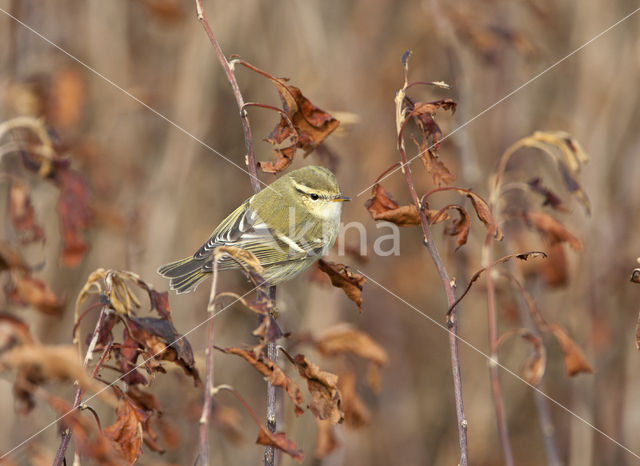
193 202 325 267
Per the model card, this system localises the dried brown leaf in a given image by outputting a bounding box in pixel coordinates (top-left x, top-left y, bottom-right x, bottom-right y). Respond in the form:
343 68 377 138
365 184 447 227
546 324 594 376
524 211 583 250
56 168 91 267
498 329 546 386
410 132 455 186
256 426 304 463
255 74 338 173
9 274 65 315
315 324 388 391
219 347 304 416
466 191 503 240
316 259 366 313
126 316 201 385
442 205 471 250
104 395 146 463
293 353 343 424
540 242 568 287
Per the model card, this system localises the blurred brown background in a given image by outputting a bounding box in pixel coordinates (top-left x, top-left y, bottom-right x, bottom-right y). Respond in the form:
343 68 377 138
1 0 640 465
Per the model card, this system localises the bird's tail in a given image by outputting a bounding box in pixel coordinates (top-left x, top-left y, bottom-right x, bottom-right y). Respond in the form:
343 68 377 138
157 257 209 294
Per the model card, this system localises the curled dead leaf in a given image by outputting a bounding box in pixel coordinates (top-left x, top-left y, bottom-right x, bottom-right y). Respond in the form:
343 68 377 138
256 427 304 463
104 394 145 463
125 316 201 385
293 353 343 424
465 191 503 240
316 259 366 313
235 61 338 174
524 211 583 250
440 205 471 250
540 242 568 287
365 184 448 227
546 324 594 376
315 324 388 391
218 347 304 416
498 329 546 386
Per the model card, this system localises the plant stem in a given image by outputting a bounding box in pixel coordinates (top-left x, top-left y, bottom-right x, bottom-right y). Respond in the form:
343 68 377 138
53 306 111 466
195 0 260 194
194 4 279 465
510 274 562 466
483 233 514 466
199 257 221 466
263 286 278 466
396 142 468 464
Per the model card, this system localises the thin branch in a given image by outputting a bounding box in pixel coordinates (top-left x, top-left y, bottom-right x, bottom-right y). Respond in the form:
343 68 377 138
395 79 468 465
195 0 260 194
194 4 280 465
483 234 515 466
264 286 278 466
505 272 562 466
199 255 222 466
445 251 547 323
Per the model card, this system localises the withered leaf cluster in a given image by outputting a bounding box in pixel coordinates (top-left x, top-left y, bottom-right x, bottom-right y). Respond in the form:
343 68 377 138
496 273 594 385
236 61 339 174
2 117 92 267
74 269 201 387
64 269 201 461
217 318 389 461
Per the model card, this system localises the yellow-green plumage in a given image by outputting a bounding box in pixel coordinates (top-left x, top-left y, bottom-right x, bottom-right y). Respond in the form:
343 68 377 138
158 166 348 293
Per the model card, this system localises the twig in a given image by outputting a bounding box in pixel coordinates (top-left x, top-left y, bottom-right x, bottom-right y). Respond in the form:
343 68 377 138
482 234 515 466
395 71 468 464
264 286 278 466
199 256 222 465
53 306 112 466
502 270 562 465
194 4 280 465
194 0 260 194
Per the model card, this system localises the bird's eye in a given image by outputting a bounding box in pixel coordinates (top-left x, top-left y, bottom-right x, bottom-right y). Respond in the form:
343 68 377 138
310 193 319 201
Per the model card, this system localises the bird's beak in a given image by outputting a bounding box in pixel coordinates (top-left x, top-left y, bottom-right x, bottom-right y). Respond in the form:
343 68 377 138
333 194 351 202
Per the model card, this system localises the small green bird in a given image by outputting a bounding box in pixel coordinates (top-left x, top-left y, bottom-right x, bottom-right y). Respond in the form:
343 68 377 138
158 165 349 293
